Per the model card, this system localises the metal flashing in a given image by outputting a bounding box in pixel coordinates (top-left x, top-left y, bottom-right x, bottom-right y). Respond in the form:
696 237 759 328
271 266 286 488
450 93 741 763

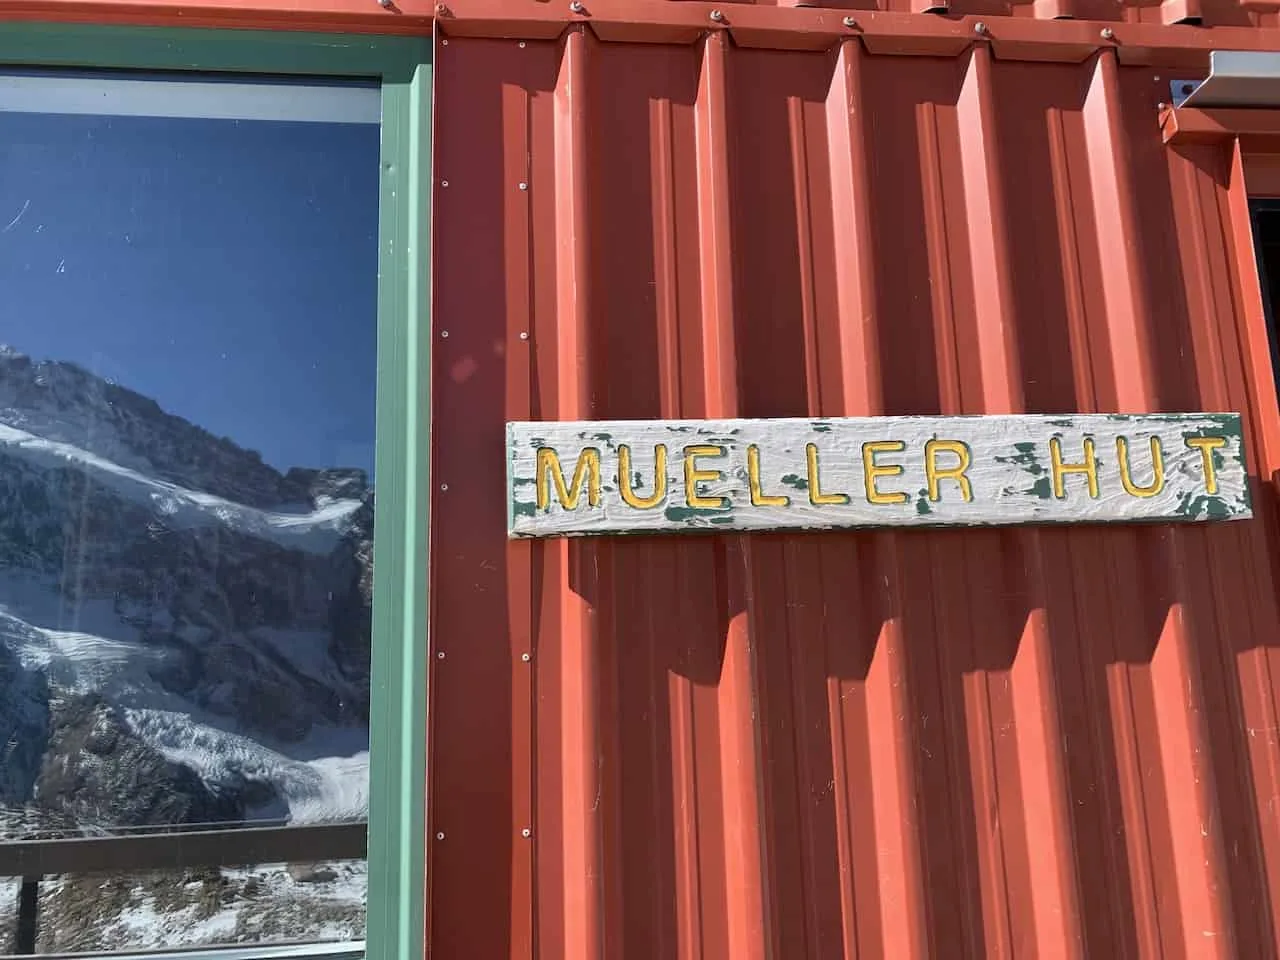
1175 50 1280 108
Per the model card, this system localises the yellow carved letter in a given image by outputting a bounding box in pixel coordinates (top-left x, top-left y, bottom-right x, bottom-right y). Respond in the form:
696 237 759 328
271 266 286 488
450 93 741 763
618 443 667 510
1116 436 1165 498
862 441 908 505
1049 436 1099 499
683 444 728 509
806 443 850 505
924 439 973 503
1185 435 1227 495
536 447 601 510
748 445 789 507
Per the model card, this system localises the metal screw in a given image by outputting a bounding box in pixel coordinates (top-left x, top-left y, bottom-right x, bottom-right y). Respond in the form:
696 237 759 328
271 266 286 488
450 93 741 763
441 179 449 188
519 41 527 48
436 832 445 840
521 652 531 662
378 0 393 8
437 651 446 659
435 2 448 12
842 15 857 26
518 182 528 191
440 483 449 491
973 20 988 34
569 1 585 11
442 38 449 45
1100 26 1115 39
710 8 725 21
521 828 532 838
519 331 529 340
1157 101 1168 111
440 330 449 338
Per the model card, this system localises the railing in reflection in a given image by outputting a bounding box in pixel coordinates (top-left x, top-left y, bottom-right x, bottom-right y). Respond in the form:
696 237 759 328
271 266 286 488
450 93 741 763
1 822 368 957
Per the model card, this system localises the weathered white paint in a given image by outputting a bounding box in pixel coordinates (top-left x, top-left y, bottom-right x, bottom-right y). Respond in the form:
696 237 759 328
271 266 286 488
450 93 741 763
506 413 1252 538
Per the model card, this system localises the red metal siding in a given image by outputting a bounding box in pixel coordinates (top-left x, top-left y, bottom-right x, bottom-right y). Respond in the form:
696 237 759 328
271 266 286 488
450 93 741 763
429 20 1280 958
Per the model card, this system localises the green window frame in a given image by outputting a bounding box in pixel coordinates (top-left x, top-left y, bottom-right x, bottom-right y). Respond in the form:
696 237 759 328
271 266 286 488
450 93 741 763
0 22 432 960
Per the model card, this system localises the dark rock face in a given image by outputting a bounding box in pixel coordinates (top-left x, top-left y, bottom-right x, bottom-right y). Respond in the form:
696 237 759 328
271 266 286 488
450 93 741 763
35 693 244 828
0 344 373 834
0 640 49 808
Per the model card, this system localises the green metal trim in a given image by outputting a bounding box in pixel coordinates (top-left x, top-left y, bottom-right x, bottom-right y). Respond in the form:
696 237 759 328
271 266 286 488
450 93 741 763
0 22 423 80
0 22 432 960
366 55 432 960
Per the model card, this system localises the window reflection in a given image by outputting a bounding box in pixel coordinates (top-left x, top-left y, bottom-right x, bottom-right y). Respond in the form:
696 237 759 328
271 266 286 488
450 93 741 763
0 69 380 953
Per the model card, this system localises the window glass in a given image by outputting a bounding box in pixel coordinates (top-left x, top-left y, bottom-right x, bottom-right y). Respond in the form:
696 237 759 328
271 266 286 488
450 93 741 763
0 68 380 954
1250 199 1280 389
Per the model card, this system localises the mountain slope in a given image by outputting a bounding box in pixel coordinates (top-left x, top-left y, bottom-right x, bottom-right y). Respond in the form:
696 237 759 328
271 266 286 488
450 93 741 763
0 343 374 835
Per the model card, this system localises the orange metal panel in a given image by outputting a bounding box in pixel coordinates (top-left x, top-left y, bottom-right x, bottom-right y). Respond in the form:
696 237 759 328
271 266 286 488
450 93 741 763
428 12 1280 960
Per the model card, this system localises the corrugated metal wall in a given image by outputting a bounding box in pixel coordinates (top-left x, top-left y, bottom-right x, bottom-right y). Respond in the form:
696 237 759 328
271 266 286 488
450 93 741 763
428 21 1280 957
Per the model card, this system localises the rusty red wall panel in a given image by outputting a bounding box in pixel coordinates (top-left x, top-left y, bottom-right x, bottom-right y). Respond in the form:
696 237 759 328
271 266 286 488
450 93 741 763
430 22 1280 958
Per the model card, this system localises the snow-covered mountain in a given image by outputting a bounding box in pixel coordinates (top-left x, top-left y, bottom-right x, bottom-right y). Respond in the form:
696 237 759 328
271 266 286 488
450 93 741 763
0 345 372 948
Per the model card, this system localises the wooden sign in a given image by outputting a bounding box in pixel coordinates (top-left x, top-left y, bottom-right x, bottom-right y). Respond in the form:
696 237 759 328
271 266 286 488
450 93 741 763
506 413 1252 539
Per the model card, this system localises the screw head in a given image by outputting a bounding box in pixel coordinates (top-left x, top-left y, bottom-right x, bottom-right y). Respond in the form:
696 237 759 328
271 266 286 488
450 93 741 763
441 179 449 188
709 8 725 21
440 483 449 492
521 828 532 838
973 20 988 34
518 182 528 191
437 651 446 659
378 0 393 7
1100 26 1115 39
436 832 445 840
842 15 857 26
440 329 449 338
521 652 531 662
519 331 529 340
569 1 584 11
519 41 526 48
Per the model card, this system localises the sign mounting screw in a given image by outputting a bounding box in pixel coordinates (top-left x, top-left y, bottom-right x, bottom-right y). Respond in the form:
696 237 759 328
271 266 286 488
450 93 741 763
1100 27 1115 39
842 16 857 27
521 828 532 838
710 8 725 21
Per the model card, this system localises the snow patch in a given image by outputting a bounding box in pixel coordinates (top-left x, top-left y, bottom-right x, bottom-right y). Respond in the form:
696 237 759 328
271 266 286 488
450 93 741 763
0 422 362 554
125 709 369 824
0 572 370 825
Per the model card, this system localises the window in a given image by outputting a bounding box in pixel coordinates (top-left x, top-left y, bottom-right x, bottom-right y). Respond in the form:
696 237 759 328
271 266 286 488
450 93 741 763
1250 198 1280 390
0 26 430 960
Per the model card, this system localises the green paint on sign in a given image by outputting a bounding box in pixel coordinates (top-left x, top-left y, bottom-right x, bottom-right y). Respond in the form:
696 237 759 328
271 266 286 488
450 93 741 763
997 441 1044 477
664 505 730 523
780 474 808 491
